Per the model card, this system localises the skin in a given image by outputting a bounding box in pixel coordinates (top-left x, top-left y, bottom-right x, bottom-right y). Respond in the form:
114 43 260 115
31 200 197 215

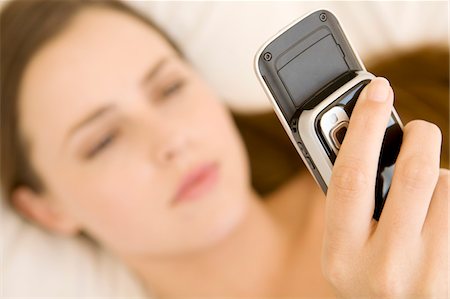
323 78 449 298
16 6 253 258
13 6 448 298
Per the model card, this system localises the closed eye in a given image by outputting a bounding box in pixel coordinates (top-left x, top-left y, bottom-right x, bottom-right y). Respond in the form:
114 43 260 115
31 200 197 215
85 130 119 159
161 79 185 98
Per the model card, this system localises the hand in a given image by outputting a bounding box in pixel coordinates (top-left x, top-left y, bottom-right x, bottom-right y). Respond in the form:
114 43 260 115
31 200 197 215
321 77 449 298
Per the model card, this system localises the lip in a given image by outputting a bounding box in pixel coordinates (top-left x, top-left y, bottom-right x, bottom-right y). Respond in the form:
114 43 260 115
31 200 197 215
172 162 219 205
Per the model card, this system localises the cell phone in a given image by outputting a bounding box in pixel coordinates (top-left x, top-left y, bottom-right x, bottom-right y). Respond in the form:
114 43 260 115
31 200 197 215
254 9 403 220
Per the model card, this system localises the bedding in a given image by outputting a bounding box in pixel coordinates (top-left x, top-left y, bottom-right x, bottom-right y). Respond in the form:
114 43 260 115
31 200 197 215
1 1 447 297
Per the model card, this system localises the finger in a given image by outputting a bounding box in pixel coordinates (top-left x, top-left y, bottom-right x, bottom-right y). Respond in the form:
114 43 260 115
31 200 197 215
422 169 449 239
325 77 394 250
377 120 442 240
421 170 449 295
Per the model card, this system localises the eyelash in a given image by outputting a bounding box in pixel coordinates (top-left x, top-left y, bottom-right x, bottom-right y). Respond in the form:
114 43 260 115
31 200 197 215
85 130 119 159
160 79 185 98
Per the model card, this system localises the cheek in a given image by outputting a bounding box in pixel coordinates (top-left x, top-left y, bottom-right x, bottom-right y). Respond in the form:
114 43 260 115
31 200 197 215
193 83 251 185
48 156 175 247
179 76 253 210
187 77 245 153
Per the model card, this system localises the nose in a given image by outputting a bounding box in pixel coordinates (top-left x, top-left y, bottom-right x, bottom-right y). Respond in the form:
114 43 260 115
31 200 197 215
139 106 193 167
155 133 190 165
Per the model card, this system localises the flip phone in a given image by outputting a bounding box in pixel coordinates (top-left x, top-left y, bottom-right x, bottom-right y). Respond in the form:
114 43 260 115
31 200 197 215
254 9 403 220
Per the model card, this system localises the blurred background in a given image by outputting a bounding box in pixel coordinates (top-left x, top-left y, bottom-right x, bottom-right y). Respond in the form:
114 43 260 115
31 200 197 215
1 1 448 298
128 1 448 112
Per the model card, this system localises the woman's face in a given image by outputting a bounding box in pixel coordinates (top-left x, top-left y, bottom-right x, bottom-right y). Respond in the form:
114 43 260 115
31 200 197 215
18 7 252 258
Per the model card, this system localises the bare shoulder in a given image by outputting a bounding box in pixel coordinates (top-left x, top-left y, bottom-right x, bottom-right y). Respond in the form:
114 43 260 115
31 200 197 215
263 171 326 238
264 172 336 297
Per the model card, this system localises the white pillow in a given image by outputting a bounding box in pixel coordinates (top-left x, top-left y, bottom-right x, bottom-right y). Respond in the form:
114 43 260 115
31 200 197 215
129 1 448 113
1 2 448 297
1 199 148 298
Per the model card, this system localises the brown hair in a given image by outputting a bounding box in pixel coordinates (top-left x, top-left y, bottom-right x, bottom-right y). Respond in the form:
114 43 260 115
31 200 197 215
0 0 182 198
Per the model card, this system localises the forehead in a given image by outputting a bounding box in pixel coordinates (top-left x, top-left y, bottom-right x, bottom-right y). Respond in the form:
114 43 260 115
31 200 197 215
19 6 175 147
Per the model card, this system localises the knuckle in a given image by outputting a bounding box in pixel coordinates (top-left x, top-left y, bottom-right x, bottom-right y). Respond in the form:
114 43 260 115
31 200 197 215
395 156 438 190
404 119 427 131
322 255 348 287
434 169 450 199
369 266 404 297
321 239 354 287
370 271 403 298
331 160 369 199
405 120 442 142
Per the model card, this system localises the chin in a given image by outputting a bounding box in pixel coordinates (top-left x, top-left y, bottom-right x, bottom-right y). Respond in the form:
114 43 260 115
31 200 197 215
178 190 251 256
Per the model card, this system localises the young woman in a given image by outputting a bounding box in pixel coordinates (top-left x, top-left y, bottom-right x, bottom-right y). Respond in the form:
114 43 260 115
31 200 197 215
1 0 448 297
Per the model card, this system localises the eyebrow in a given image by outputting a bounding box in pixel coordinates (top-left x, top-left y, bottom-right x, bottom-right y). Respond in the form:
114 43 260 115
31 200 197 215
140 57 168 87
66 104 116 142
65 58 169 143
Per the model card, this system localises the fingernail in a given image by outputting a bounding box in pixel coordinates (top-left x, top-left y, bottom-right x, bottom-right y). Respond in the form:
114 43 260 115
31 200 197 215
362 77 390 102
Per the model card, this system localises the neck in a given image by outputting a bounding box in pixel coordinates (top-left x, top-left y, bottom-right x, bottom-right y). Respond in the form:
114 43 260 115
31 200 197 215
123 190 291 298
